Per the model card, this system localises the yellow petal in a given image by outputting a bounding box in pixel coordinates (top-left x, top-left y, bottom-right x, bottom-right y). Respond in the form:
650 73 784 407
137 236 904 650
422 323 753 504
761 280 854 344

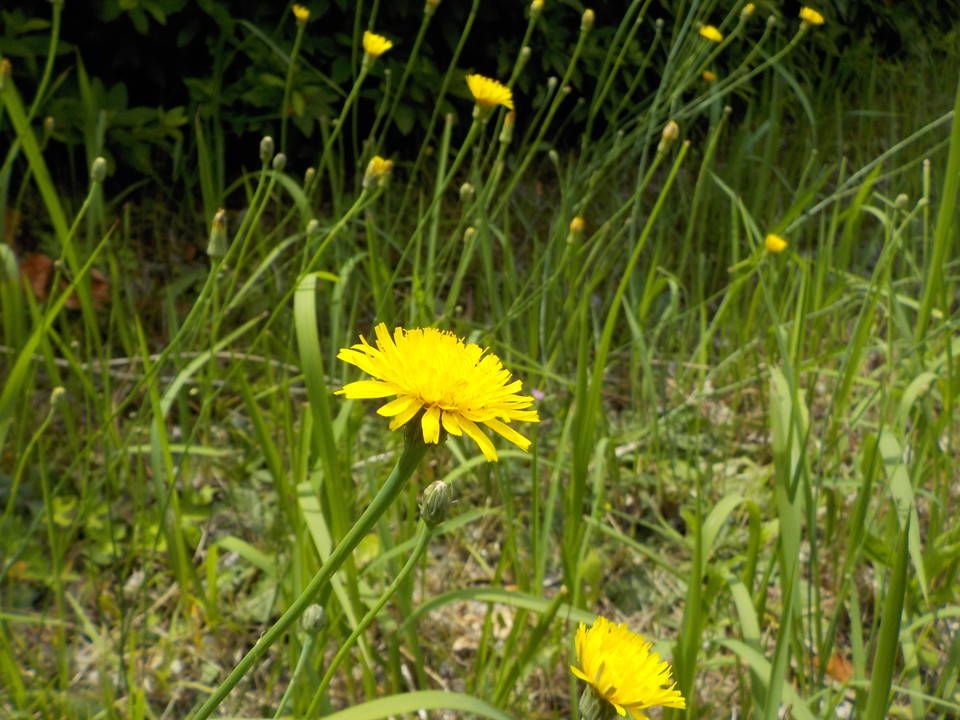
377 395 417 417
421 406 441 444
388 400 422 430
337 380 397 398
441 411 463 436
457 416 498 461
483 418 532 452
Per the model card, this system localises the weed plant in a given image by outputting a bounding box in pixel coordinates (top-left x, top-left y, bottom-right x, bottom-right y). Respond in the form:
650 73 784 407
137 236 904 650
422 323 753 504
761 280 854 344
1 2 959 719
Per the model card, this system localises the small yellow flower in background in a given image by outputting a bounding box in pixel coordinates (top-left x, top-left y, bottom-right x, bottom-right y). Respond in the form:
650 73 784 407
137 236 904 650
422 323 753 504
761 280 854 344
363 156 393 189
742 3 756 18
571 616 686 720
569 216 585 234
699 25 723 43
702 70 717 83
765 233 788 253
799 6 825 26
362 31 393 58
466 73 514 111
336 324 539 461
292 4 310 22
530 0 544 17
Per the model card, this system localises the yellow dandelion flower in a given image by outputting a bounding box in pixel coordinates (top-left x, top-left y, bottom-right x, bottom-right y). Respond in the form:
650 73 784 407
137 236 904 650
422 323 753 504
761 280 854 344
571 616 686 720
336 324 539 461
702 70 717 83
363 31 393 58
362 155 393 189
292 4 310 21
765 233 788 252
799 6 825 25
699 25 723 43
466 74 514 111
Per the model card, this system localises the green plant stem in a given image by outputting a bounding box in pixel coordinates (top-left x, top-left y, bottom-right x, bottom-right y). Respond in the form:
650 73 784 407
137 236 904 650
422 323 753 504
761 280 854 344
280 20 308 155
271 634 315 720
189 425 428 720
318 64 371 193
305 521 434 718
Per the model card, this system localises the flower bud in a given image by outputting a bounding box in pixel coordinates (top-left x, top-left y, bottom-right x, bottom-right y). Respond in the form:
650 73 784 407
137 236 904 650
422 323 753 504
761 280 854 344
499 111 515 144
206 208 228 258
259 135 275 164
90 157 108 183
460 182 475 202
306 218 320 236
304 166 316 186
764 233 788 253
742 3 755 19
50 386 66 407
44 116 56 135
292 4 310 23
0 59 10 90
567 216 585 244
581 8 595 32
301 604 326 633
363 155 393 189
530 0 543 18
657 120 679 153
272 153 287 172
424 0 441 15
421 480 452 527
894 193 909 209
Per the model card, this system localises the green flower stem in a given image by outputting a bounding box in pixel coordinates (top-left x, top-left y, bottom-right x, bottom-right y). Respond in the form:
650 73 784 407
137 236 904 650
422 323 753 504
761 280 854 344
304 520 434 718
317 64 371 193
190 428 428 720
280 20 308 155
271 634 316 720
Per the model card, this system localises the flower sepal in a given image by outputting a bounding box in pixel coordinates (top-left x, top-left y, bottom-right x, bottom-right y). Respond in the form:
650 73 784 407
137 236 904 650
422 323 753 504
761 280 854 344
578 685 621 720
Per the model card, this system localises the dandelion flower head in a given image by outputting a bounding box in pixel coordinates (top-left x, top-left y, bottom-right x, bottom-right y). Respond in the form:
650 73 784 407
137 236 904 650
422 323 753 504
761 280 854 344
571 616 686 720
336 324 539 461
292 4 310 21
466 74 514 111
799 6 825 25
765 233 788 253
699 25 723 43
363 31 393 58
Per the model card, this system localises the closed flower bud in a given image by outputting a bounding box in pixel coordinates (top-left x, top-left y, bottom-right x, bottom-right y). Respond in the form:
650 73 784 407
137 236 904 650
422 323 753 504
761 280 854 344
306 218 320 236
50 386 66 407
260 136 275 164
90 157 108 183
421 480 452 527
424 0 441 15
530 0 543 18
895 193 909 209
581 8 595 32
499 111 515 144
657 120 679 153
0 59 10 89
44 116 56 135
272 153 287 172
301 604 326 633
206 208 228 258
742 3 755 19
460 182 475 202
304 166 316 186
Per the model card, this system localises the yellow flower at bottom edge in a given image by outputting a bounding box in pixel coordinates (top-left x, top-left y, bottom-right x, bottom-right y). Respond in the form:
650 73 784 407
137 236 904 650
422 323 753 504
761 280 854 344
799 6 825 25
570 616 686 720
699 24 724 43
466 74 514 111
335 324 539 461
765 233 788 253
363 31 393 58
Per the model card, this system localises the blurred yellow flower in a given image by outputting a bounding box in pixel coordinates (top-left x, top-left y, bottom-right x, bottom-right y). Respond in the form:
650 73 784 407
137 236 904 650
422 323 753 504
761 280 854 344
292 4 310 21
702 70 717 82
363 156 393 189
699 25 723 43
571 616 686 720
742 3 756 17
799 7 825 25
466 74 514 111
569 216 585 233
363 31 393 58
336 324 539 461
765 233 788 252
